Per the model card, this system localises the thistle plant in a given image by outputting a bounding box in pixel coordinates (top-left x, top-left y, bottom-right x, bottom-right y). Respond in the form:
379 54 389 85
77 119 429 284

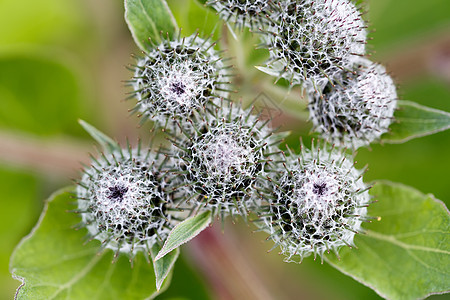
169 102 280 218
129 33 231 127
309 57 398 148
260 0 367 88
205 0 271 30
8 0 450 299
258 141 370 262
75 145 176 258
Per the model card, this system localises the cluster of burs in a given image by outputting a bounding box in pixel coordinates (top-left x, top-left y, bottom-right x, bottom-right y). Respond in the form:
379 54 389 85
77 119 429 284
76 0 397 263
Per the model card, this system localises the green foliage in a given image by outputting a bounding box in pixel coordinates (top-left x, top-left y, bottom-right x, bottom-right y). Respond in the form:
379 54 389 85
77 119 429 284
0 0 89 45
78 120 120 153
157 255 211 300
150 244 179 291
326 181 450 300
3 0 450 298
383 101 450 143
368 0 450 53
10 188 169 300
0 170 39 299
124 0 178 52
167 0 221 40
155 212 212 261
0 53 87 136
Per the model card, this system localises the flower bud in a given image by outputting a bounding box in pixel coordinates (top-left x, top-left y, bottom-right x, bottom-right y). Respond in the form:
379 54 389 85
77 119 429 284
259 141 370 262
309 58 397 148
76 146 176 257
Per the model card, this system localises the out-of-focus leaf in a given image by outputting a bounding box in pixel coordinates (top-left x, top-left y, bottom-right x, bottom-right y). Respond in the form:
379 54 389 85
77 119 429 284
255 66 281 78
167 0 221 40
0 53 85 136
10 187 169 300
368 0 450 52
124 0 178 52
150 244 179 291
326 181 450 300
0 0 88 45
155 211 211 261
78 120 120 153
382 100 450 143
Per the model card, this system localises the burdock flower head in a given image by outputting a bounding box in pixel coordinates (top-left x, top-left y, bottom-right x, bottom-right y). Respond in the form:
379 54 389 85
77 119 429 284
260 141 370 262
260 0 366 88
129 33 231 127
170 102 281 219
309 57 397 148
75 145 176 258
205 0 272 30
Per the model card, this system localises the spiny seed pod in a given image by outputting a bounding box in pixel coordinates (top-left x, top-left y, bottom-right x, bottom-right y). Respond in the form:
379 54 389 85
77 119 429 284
170 102 281 219
128 33 232 127
258 141 371 263
260 0 366 88
75 145 176 260
206 0 272 30
309 58 397 149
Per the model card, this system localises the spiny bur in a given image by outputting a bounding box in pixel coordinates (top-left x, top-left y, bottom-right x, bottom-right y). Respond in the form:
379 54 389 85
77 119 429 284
260 0 367 89
258 140 371 263
128 32 232 129
309 57 397 149
206 0 273 30
75 144 178 261
169 101 282 220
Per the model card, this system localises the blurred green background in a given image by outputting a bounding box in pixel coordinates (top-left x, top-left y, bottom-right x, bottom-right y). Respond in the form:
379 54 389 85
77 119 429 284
0 0 449 299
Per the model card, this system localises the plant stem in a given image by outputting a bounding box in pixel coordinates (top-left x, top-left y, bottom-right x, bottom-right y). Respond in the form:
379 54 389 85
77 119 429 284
185 224 274 300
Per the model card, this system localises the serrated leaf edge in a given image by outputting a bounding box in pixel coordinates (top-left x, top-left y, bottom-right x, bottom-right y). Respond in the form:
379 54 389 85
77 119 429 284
9 186 75 300
325 180 450 300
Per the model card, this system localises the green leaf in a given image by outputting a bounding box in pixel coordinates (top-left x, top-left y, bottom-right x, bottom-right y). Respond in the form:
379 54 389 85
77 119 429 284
271 131 292 142
150 244 179 291
167 0 221 41
255 66 281 78
0 53 86 136
369 0 450 53
124 0 178 52
325 181 450 300
0 0 89 45
10 187 169 300
78 119 120 153
155 211 211 261
382 100 450 143
0 169 39 299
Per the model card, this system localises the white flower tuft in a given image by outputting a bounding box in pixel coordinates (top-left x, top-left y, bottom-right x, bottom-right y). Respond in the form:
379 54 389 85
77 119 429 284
309 57 397 148
76 147 175 256
206 0 271 30
171 102 279 218
260 141 370 262
130 33 230 127
261 0 366 88
201 133 255 181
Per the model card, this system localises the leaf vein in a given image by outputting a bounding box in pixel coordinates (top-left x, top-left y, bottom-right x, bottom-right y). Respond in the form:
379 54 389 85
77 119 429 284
366 230 450 255
47 252 104 299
